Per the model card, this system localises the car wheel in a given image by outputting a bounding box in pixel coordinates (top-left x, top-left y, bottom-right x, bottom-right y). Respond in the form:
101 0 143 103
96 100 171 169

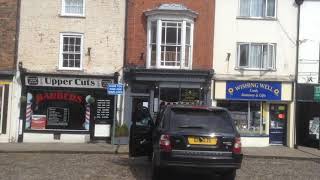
221 169 236 180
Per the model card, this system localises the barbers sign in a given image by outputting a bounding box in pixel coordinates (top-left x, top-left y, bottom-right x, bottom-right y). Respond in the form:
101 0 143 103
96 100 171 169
25 75 113 89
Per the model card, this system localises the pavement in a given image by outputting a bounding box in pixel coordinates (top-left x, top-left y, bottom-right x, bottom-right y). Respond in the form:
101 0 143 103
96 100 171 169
0 143 319 160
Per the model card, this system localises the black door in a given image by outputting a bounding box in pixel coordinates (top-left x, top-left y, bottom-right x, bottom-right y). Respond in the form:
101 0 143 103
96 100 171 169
269 104 287 145
129 105 154 157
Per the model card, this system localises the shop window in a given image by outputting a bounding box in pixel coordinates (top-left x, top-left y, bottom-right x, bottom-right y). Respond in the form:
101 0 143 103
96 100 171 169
160 88 201 105
239 0 276 18
25 91 89 131
218 101 266 135
0 86 3 133
59 33 84 70
61 0 85 17
237 43 276 70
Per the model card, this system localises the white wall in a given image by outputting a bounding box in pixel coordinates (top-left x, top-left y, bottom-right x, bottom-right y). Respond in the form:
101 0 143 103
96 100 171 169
214 0 297 81
298 1 320 84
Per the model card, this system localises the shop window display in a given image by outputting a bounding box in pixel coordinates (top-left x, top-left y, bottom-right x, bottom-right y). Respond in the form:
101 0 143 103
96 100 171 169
218 101 266 135
25 90 91 131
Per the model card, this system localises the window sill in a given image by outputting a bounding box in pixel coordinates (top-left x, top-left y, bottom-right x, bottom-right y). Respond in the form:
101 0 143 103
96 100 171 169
59 14 86 19
57 67 83 71
147 66 191 70
235 68 276 72
236 16 277 21
240 134 269 137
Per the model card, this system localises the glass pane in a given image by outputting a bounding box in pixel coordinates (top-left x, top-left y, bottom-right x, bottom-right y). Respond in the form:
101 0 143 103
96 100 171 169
69 54 75 60
75 60 80 67
161 46 165 62
162 25 166 44
69 45 74 51
65 0 83 14
63 38 68 44
267 0 276 17
63 60 68 67
75 45 80 52
166 27 177 44
268 45 274 69
75 54 80 60
250 0 265 17
249 44 262 68
165 46 177 62
76 38 81 45
160 88 179 103
249 102 262 134
151 45 156 66
151 21 157 44
70 38 75 44
63 54 68 61
69 60 75 67
262 44 268 69
239 44 249 67
185 45 190 67
63 45 68 52
181 89 199 102
186 26 191 45
240 0 251 16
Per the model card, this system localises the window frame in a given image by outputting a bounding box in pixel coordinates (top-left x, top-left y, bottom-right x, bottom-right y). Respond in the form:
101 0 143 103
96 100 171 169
59 33 84 71
0 85 4 134
146 16 194 70
237 0 277 19
61 0 86 17
236 42 276 71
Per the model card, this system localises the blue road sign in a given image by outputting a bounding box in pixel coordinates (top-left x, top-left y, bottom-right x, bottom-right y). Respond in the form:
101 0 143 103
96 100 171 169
107 84 124 95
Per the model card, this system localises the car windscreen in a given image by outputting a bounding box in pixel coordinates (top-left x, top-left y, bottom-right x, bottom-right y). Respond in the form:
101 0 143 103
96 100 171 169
170 108 234 133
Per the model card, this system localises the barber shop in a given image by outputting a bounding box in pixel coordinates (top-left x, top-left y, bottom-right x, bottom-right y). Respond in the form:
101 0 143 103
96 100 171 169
214 80 294 147
19 73 115 143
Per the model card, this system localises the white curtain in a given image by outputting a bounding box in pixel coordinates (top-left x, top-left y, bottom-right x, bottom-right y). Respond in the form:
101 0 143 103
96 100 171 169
65 0 83 14
251 0 265 17
249 44 262 68
240 0 251 16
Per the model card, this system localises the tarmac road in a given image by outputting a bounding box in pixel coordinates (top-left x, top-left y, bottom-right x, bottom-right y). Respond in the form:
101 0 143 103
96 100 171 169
0 153 319 180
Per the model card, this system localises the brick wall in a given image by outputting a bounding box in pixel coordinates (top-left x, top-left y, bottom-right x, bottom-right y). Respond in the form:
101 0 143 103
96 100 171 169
126 0 215 70
0 0 18 71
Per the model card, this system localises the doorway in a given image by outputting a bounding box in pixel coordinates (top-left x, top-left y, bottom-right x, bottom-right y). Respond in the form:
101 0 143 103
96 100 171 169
269 104 287 145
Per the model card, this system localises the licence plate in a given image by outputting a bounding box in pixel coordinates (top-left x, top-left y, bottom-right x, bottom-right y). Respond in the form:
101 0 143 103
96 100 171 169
188 136 217 145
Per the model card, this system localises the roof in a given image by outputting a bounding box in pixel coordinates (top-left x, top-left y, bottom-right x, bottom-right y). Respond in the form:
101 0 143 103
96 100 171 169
144 3 198 19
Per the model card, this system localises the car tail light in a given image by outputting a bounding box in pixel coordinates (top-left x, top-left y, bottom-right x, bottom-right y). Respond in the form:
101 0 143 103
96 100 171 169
232 137 242 154
159 134 172 152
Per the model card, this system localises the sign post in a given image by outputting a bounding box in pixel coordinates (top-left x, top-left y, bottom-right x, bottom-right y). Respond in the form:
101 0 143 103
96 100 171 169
107 84 124 145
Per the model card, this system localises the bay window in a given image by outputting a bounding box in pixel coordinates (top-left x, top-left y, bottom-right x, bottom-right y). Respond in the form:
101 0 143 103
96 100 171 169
237 43 276 70
148 19 193 69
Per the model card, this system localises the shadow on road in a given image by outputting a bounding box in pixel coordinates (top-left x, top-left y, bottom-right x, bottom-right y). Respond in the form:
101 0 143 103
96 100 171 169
126 157 223 180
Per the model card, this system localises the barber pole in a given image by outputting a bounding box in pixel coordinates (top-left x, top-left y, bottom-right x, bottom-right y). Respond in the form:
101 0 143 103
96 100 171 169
25 103 32 128
83 104 90 130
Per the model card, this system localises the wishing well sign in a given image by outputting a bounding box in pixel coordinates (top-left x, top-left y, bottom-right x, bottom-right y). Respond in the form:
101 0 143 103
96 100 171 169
226 81 282 101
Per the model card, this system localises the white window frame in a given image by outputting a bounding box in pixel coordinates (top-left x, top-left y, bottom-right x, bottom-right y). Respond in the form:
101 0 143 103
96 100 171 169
0 85 4 134
59 33 84 70
61 0 85 17
146 16 194 70
238 0 277 19
237 42 276 70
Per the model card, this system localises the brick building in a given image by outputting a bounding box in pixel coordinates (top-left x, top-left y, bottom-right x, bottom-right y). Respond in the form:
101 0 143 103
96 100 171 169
0 0 20 142
16 0 125 143
123 0 215 124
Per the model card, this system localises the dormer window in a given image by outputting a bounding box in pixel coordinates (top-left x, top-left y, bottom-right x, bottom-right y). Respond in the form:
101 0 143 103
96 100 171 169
145 4 197 69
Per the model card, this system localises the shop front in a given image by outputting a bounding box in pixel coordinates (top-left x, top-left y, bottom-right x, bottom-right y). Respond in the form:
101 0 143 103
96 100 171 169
296 84 320 148
124 68 213 124
19 73 116 143
214 80 293 147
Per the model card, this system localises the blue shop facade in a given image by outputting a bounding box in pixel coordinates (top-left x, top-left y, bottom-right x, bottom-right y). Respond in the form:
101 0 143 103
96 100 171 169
214 80 294 147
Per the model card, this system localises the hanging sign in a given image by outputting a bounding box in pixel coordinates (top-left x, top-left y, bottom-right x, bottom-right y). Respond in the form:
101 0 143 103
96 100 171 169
226 81 281 101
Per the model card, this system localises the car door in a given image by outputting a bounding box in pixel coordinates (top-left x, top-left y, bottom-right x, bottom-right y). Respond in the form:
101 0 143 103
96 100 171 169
129 107 154 157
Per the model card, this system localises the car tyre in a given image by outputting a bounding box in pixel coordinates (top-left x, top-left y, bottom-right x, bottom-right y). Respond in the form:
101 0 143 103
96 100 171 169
221 169 236 180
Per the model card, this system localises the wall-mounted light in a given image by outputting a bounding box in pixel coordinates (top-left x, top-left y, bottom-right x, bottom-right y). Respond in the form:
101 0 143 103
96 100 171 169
87 47 92 56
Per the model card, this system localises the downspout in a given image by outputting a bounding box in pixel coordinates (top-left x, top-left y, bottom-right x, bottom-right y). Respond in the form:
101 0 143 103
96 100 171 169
294 0 304 148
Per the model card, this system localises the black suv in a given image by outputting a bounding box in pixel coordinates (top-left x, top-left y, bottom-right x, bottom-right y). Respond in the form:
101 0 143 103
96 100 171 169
129 105 243 180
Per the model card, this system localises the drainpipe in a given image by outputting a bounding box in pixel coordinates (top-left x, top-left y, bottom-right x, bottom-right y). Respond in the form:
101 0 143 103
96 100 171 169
294 0 304 149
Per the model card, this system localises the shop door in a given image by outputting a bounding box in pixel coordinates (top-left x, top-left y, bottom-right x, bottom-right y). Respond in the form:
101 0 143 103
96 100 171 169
269 104 287 145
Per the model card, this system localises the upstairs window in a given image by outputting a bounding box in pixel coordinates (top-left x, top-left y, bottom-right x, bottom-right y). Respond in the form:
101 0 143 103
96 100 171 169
145 4 197 69
62 0 85 17
239 0 276 18
237 43 276 70
59 33 83 70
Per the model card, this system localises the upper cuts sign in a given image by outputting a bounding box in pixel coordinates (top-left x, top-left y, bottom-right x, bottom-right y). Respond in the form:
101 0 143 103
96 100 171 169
26 76 112 89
